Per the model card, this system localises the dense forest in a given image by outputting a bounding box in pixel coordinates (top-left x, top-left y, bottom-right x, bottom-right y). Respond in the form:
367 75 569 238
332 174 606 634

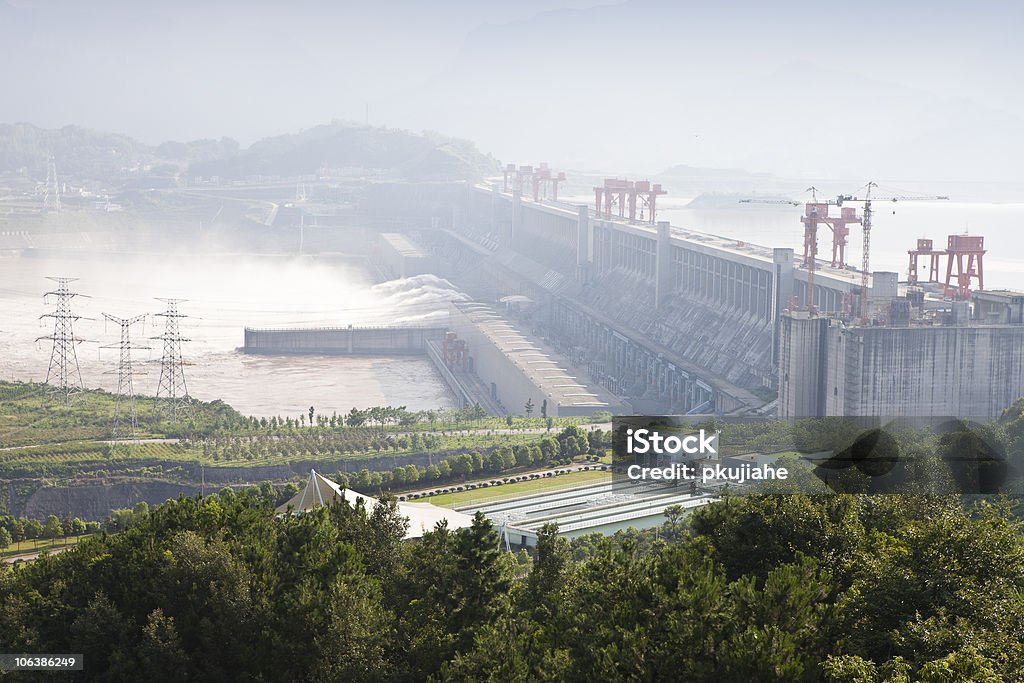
2 488 1021 681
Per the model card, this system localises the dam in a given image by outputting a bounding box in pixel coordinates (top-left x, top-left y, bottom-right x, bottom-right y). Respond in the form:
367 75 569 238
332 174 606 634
243 325 447 355
242 176 1024 420
369 178 1024 418
440 184 872 415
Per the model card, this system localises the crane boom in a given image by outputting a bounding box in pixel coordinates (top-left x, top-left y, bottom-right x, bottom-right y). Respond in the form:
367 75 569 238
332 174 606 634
837 183 949 323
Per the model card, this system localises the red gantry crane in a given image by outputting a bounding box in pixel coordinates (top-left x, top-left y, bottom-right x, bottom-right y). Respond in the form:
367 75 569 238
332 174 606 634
594 178 666 224
741 188 860 314
503 163 567 202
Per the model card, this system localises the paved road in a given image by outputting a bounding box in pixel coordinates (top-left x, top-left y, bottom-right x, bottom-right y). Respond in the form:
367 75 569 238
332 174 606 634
2 544 74 564
1 425 611 452
402 460 609 501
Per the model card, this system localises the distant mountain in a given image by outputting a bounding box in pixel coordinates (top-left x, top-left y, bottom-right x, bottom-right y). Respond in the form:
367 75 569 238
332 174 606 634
0 121 499 185
189 122 499 182
0 123 157 182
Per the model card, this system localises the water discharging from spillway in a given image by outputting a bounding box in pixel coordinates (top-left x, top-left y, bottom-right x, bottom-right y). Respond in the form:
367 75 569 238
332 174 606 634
0 252 464 417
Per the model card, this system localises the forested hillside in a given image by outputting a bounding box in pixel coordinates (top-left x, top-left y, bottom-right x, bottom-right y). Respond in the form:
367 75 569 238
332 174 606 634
2 489 1021 681
0 121 497 184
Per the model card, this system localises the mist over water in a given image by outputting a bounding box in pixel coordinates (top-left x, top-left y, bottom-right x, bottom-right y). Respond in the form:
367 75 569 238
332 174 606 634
0 252 463 417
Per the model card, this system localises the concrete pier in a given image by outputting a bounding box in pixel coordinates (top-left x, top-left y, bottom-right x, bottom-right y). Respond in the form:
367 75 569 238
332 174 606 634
243 326 447 355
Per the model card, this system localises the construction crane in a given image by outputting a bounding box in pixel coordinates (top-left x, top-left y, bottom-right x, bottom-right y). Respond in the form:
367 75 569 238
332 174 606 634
836 182 949 323
741 188 859 314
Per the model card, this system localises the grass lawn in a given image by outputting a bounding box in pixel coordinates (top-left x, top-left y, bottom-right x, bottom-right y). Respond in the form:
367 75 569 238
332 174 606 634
425 469 610 509
1 534 93 560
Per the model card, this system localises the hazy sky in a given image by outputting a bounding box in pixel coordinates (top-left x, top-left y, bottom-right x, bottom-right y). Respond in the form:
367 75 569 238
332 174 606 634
2 0 1022 181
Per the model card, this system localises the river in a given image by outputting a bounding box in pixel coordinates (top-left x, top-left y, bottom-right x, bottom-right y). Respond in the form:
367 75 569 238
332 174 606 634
0 251 463 418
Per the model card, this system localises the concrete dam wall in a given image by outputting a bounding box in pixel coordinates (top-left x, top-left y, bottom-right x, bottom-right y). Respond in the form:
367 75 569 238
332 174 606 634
778 313 1024 418
243 326 447 355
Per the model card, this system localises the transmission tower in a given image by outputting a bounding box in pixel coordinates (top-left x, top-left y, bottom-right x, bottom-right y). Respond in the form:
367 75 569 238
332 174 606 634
43 155 61 214
153 298 192 421
102 313 149 439
37 277 88 405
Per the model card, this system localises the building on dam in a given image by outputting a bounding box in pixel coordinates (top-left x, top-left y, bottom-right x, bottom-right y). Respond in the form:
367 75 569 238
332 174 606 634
778 294 1024 419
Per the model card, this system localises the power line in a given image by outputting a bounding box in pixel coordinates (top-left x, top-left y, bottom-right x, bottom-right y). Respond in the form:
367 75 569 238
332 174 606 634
37 277 89 406
152 298 192 422
102 313 149 439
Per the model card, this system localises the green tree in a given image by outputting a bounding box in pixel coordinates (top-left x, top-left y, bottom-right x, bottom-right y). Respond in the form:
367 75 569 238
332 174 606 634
451 512 510 649
470 451 484 472
346 407 367 427
22 518 41 540
527 524 571 606
539 437 559 463
43 514 63 539
136 608 189 681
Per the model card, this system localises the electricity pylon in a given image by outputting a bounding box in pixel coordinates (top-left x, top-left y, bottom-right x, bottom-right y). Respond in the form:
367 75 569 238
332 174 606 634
38 277 88 405
153 298 192 421
43 155 61 214
102 313 149 439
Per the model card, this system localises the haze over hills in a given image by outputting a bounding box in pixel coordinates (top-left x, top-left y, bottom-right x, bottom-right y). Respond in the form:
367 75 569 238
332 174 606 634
2 0 1020 183
189 124 500 182
0 121 499 184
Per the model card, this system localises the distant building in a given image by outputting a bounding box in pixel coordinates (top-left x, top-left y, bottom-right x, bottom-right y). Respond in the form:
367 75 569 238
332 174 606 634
778 301 1024 418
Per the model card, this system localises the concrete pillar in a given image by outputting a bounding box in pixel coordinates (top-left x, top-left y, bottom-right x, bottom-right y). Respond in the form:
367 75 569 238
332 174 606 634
490 184 500 232
576 204 591 283
772 247 795 366
510 189 521 245
655 221 672 308
777 313 832 418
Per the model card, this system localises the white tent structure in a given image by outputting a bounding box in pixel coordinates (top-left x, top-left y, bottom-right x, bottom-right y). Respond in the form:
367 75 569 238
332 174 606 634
276 469 477 540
